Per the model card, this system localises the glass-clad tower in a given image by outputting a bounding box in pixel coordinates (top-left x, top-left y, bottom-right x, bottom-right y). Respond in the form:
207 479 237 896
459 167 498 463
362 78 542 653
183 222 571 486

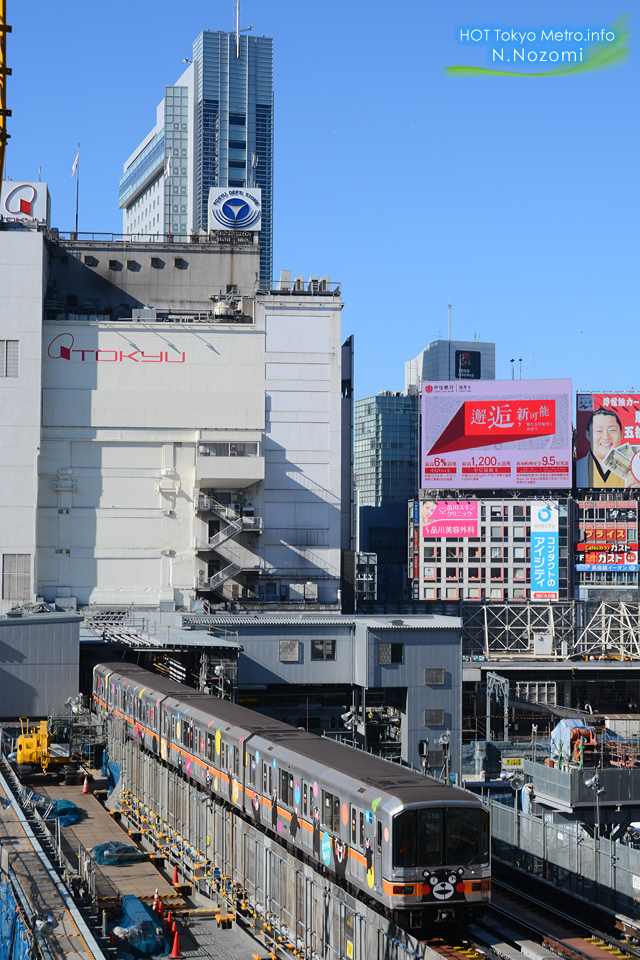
119 29 273 287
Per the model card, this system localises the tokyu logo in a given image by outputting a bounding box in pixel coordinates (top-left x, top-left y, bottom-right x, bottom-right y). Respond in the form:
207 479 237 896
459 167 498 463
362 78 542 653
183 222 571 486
47 333 185 363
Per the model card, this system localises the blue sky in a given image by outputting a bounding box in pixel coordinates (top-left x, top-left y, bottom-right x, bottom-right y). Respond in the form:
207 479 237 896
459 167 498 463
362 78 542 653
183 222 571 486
4 1 636 401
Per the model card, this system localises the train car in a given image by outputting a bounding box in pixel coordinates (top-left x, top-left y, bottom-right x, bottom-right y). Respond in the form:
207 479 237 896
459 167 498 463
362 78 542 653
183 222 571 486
93 662 490 928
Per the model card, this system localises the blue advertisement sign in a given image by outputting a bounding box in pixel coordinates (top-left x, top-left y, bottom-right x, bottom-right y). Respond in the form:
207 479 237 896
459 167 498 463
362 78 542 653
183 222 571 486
413 500 419 525
530 502 559 600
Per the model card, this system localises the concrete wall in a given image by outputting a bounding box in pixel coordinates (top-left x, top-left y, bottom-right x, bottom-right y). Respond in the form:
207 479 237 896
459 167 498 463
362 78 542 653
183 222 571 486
48 238 260 313
0 229 47 613
0 613 80 718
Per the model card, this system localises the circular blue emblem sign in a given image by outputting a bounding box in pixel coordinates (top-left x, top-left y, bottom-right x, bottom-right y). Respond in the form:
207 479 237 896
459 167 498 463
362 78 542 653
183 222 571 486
210 189 261 230
321 832 332 866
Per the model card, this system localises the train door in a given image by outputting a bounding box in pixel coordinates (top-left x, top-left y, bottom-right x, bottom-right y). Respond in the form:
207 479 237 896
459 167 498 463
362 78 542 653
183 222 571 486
375 817 383 888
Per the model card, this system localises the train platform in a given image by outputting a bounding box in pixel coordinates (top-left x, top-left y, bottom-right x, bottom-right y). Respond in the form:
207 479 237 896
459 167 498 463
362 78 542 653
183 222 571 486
0 770 104 960
35 778 182 909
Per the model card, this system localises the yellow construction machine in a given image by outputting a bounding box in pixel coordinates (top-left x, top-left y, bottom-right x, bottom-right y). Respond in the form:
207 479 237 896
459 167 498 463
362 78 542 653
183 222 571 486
15 715 81 783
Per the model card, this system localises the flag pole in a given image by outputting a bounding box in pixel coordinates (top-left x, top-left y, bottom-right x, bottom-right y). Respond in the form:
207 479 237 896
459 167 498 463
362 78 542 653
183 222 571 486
75 143 79 235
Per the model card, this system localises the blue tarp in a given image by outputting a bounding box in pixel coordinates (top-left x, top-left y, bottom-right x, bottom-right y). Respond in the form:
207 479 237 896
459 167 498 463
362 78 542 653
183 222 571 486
0 883 30 960
91 841 146 866
111 895 170 956
25 791 80 827
550 718 595 760
102 755 121 795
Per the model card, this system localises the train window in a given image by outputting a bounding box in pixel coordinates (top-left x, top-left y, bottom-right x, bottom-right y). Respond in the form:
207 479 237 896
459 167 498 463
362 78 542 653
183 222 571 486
351 807 357 845
377 820 382 853
393 809 442 868
303 782 308 816
263 762 268 795
206 734 214 762
249 753 256 786
171 717 175 740
447 808 489 865
279 769 294 806
359 812 364 848
322 791 340 831
189 723 194 749
150 707 154 725
234 746 239 776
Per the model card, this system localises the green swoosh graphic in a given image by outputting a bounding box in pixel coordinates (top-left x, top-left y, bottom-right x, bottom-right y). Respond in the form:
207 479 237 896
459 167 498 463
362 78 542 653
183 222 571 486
446 15 629 77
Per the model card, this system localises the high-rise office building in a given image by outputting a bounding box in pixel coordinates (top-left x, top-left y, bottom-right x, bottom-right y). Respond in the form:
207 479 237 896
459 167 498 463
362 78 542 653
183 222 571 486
354 392 420 508
119 30 273 286
405 338 495 391
354 391 420 603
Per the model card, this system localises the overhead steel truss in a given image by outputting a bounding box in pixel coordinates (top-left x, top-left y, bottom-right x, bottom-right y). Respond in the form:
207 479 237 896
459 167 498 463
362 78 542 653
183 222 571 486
462 600 640 661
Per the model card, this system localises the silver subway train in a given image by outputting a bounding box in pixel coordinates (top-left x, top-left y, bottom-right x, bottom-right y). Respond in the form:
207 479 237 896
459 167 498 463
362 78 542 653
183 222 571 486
93 662 490 927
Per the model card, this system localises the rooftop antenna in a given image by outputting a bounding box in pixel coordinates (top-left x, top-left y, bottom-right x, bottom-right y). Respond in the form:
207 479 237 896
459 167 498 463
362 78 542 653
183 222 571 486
0 0 11 186
519 357 522 380
510 358 515 380
234 0 253 58
447 299 452 379
249 152 259 188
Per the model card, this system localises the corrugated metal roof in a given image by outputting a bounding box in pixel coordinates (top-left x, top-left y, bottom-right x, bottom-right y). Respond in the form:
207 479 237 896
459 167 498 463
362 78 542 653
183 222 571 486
182 614 461 630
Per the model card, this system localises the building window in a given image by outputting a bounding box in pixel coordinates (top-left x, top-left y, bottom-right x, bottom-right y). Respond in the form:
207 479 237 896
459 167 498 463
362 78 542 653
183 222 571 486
424 709 445 726
513 567 526 580
424 668 445 685
490 567 504 580
2 554 30 601
423 586 437 599
279 639 300 663
198 442 258 457
378 642 403 665
490 526 503 539
310 638 336 661
0 341 19 378
445 567 459 580
468 567 481 580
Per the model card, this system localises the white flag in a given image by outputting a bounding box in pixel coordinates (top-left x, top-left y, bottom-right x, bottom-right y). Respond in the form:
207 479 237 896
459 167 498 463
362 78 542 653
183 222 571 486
163 158 170 180
71 148 79 177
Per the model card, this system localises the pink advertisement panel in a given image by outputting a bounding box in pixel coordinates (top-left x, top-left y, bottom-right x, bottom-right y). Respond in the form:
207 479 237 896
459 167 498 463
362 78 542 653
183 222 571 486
421 379 572 490
421 500 479 537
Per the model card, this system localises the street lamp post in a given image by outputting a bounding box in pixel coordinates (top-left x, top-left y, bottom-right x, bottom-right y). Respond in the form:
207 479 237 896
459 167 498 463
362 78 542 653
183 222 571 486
585 767 605 889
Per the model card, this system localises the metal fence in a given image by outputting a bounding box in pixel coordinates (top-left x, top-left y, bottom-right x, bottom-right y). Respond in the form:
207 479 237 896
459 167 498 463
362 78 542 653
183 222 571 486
491 799 640 917
111 728 441 960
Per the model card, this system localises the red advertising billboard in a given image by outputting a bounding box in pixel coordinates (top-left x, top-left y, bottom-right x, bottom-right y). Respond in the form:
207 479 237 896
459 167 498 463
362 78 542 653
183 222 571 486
576 393 640 489
421 380 572 490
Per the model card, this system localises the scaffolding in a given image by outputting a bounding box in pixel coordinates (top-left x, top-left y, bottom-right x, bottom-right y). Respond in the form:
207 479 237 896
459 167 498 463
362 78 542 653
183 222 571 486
461 600 640 661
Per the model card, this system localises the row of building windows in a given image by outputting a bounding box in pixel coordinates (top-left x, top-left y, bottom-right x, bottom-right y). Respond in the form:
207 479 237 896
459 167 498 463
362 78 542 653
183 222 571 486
278 640 406 665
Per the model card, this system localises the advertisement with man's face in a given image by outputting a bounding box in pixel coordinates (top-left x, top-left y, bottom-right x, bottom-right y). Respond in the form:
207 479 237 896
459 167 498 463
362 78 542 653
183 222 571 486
421 380 572 490
576 394 640 489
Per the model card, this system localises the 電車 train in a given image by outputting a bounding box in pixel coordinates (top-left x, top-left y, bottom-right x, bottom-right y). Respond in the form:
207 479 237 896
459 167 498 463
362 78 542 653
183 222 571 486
93 662 490 927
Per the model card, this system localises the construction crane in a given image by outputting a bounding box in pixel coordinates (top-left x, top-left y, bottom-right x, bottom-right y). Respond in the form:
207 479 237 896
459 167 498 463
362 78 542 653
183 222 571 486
0 0 11 183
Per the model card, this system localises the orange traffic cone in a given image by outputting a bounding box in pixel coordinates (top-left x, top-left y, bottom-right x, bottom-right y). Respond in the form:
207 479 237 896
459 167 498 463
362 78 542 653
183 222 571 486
166 910 173 930
171 920 177 935
153 888 159 913
109 931 114 945
158 900 164 920
82 776 90 795
172 864 179 884
170 929 181 958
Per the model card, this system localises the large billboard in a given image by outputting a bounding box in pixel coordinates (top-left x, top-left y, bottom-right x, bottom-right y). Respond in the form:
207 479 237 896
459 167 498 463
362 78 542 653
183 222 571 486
576 393 640 489
574 501 638 573
530 501 559 600
421 380 572 490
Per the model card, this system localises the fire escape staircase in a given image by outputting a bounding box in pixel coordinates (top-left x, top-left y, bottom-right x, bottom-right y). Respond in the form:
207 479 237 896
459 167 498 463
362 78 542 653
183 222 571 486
194 496 263 593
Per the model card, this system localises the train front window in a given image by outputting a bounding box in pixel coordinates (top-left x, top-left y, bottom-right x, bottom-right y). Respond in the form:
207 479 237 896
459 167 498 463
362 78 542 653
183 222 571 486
446 808 489 865
393 809 442 868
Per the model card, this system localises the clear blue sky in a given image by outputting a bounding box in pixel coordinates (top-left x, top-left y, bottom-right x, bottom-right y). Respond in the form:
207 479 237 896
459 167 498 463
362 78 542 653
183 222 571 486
4 1 637 401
